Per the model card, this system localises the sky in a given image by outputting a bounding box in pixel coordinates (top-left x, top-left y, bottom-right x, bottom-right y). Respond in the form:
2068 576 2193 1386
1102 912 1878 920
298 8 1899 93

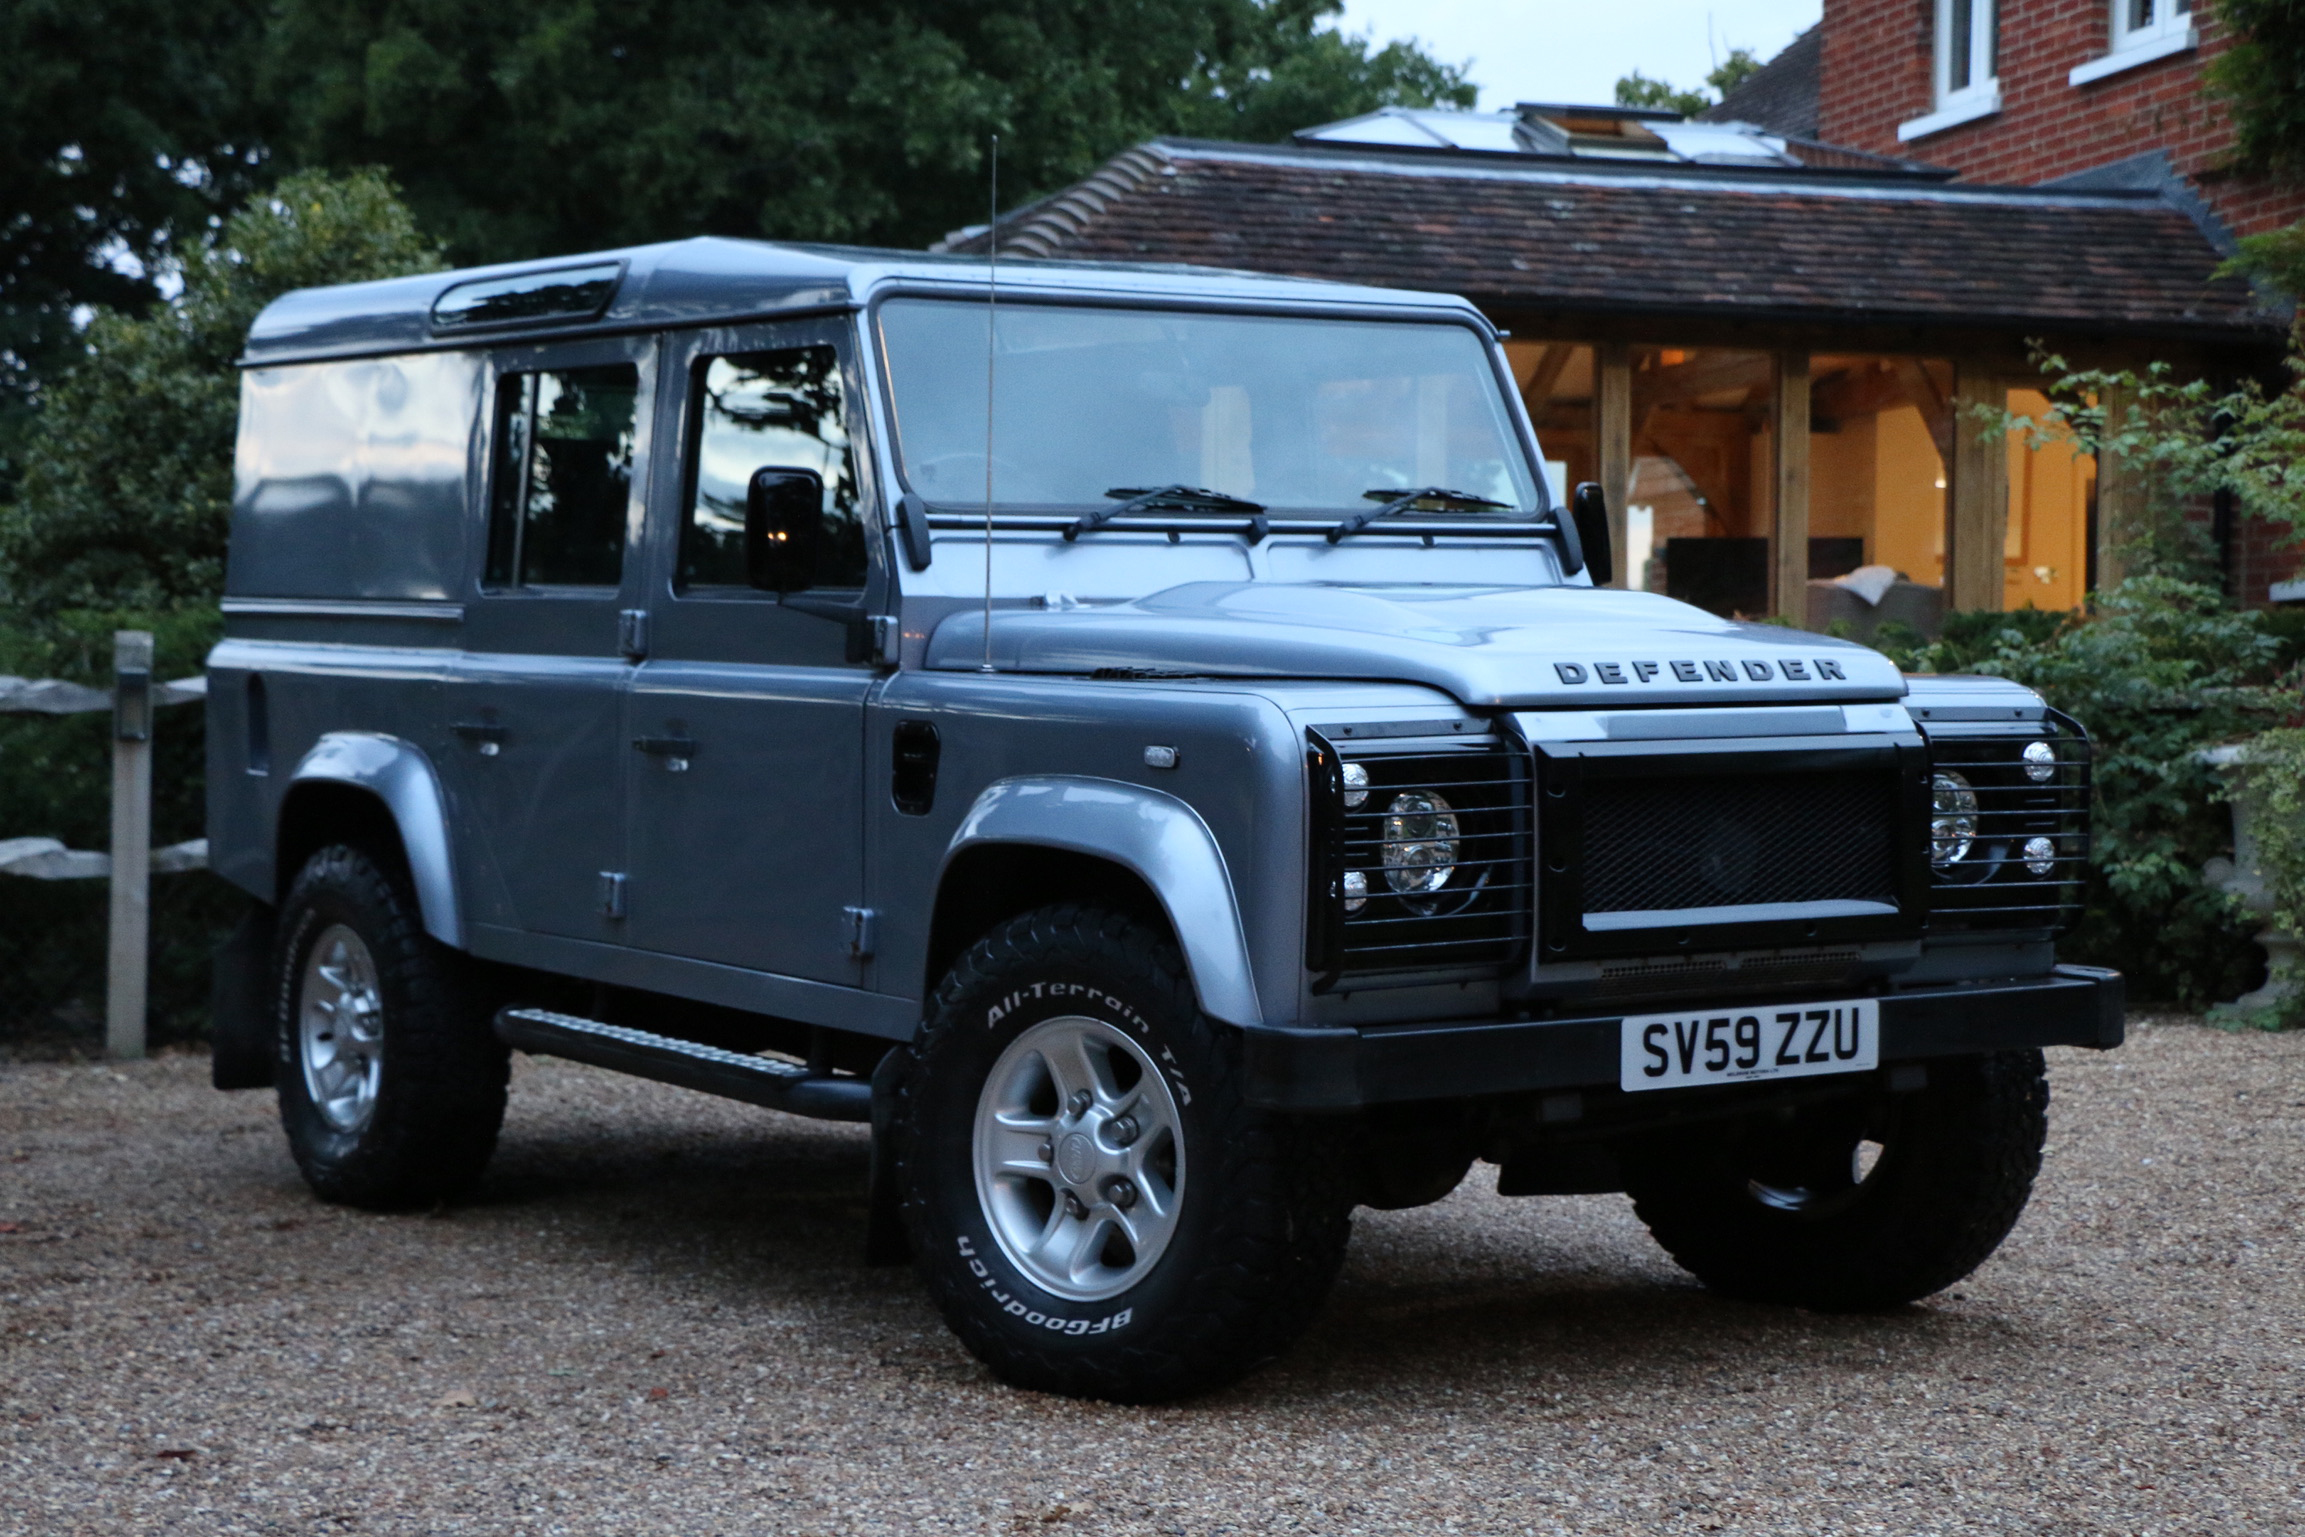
1329 0 1825 112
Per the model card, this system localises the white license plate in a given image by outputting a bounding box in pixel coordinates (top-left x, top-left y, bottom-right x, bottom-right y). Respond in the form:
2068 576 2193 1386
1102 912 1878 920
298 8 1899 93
1620 999 1879 1092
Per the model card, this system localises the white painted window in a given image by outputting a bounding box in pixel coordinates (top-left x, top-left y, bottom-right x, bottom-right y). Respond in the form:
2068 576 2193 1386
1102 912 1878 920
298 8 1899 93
1899 0 2001 140
2070 0 2197 84
1936 0 1999 111
2115 0 2192 51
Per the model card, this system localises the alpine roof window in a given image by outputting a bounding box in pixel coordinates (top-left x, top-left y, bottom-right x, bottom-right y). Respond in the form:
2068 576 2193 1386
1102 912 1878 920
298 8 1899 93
484 364 638 588
433 263 623 331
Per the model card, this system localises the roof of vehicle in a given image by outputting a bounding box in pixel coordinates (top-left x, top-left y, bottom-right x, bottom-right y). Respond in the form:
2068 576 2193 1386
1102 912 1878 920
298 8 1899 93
239 235 1490 366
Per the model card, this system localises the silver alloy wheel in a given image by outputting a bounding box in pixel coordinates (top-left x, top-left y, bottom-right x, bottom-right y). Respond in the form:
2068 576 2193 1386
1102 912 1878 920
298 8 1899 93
298 923 386 1134
972 1014 1187 1302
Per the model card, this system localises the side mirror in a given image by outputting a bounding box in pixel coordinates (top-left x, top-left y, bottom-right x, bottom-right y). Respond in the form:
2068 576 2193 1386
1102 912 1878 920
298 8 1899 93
1569 481 1614 588
745 467 825 594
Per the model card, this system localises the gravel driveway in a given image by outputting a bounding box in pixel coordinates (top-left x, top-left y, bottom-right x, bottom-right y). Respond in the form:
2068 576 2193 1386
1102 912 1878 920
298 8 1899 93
3 1017 2300 1535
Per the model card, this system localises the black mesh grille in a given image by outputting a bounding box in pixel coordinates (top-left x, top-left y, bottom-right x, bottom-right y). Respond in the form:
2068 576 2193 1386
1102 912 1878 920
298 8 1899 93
1328 745 1528 974
1581 770 1899 915
1923 717 2090 933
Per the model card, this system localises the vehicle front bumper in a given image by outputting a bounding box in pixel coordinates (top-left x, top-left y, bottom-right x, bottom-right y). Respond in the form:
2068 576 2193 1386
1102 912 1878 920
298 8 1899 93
1243 964 2124 1110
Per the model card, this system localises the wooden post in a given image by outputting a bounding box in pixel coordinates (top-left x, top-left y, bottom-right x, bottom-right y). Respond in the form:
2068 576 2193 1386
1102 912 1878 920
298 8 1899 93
106 631 154 1061
1770 352 1812 623
1596 341 1633 587
2094 381 2139 594
1946 366 2009 614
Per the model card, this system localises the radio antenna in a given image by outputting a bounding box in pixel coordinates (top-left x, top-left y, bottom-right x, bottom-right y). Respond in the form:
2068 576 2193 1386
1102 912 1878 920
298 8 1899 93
979 133 999 673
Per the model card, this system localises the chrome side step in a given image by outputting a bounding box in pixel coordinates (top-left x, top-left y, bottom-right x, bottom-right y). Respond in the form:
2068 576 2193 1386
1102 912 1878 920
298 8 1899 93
493 1007 873 1123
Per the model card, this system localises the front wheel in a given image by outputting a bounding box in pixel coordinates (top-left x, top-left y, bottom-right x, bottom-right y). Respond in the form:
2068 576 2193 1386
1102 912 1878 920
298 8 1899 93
1624 1051 2049 1311
891 905 1353 1402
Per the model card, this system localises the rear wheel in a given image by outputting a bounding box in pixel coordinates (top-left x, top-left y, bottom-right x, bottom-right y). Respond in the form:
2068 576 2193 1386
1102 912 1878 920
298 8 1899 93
274 845 507 1210
892 904 1353 1402
1624 1051 2048 1310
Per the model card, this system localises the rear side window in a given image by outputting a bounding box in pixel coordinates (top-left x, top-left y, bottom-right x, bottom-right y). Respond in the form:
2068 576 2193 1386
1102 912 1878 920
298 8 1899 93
485 364 639 588
681 346 866 591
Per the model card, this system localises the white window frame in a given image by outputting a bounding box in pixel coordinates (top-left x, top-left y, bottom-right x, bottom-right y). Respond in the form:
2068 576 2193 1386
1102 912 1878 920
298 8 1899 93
1898 0 2001 141
2069 0 2197 85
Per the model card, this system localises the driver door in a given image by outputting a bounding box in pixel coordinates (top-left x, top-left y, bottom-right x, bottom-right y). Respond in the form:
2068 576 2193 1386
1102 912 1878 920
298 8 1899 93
621 319 879 985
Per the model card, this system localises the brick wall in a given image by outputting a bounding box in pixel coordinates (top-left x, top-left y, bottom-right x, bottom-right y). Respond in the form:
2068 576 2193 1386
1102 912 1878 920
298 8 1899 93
1818 0 2305 238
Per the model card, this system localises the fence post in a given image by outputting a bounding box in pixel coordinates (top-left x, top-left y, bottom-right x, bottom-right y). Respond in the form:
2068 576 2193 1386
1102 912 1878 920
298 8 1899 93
106 631 154 1060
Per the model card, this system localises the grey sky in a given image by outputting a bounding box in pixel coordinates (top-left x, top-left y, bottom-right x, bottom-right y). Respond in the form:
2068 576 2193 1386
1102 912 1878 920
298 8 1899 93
1330 0 1825 112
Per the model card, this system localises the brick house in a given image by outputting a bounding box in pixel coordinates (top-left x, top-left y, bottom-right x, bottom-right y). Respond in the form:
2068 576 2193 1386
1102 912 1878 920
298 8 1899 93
942 26 2297 622
1820 0 2305 243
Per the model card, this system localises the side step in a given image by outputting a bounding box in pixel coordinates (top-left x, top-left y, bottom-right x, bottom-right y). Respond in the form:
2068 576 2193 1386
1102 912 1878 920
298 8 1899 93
494 1008 873 1123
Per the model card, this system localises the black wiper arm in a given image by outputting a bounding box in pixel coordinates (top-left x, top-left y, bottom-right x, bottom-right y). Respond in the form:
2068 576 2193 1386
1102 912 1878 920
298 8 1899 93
1326 486 1514 545
1065 484 1266 542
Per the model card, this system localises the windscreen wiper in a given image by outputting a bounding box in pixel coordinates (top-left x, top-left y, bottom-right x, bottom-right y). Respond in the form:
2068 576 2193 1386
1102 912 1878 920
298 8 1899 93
1065 484 1267 542
1327 486 1514 545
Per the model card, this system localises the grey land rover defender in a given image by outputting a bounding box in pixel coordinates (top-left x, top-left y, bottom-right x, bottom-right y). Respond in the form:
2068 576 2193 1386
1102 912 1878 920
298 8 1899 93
205 238 2122 1402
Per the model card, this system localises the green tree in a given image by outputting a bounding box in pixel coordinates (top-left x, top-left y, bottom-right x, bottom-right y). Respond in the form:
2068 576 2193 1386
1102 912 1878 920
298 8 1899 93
2210 0 2305 176
253 0 1472 266
1614 47 1763 118
0 0 269 499
1614 71 1709 116
0 169 444 615
1707 47 1763 99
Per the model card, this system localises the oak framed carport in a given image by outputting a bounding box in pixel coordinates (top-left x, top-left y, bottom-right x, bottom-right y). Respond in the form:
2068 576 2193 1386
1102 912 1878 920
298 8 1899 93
948 136 2283 622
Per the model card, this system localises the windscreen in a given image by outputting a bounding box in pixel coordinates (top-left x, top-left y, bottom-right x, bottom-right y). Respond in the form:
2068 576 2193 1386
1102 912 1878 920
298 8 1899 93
876 300 1540 514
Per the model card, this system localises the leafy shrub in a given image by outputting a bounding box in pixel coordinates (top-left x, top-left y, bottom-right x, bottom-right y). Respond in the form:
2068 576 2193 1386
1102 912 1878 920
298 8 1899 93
1886 578 2289 1008
0 172 439 1051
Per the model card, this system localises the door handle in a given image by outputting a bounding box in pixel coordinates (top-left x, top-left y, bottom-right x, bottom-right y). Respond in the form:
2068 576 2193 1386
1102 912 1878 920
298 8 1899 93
633 736 697 771
452 721 507 756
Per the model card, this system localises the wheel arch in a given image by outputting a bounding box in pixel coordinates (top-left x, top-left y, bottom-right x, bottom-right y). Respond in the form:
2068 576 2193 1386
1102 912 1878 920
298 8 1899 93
279 733 462 947
931 777 1262 1028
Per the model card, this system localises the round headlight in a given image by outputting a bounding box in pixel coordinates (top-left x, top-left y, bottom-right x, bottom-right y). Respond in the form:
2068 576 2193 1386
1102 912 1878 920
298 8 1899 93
1342 869 1369 912
1931 770 1978 866
2023 835 2057 876
2022 740 2056 783
1382 790 1460 896
1341 761 1369 809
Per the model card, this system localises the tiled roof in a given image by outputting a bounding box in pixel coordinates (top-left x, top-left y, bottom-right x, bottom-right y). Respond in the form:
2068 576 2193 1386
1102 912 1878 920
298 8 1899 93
945 139 2275 341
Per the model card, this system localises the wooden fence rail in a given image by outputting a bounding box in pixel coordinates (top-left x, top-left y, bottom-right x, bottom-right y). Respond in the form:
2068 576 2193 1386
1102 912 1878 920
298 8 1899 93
0 632 208 1058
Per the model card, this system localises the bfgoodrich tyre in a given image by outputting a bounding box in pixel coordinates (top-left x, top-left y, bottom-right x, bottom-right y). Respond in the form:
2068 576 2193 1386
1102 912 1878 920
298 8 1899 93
892 904 1353 1402
274 844 508 1210
1625 1051 2049 1311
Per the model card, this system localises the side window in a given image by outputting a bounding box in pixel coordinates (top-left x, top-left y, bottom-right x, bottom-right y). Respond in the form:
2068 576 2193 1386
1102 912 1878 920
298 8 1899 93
484 364 639 588
682 346 866 592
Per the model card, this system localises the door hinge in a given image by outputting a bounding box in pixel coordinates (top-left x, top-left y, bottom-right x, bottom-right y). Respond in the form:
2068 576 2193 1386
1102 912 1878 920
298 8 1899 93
618 608 649 661
599 871 628 920
843 905 877 961
869 614 900 667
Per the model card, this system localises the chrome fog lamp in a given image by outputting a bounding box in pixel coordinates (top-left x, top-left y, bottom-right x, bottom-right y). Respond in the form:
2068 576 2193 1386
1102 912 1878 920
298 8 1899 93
1341 761 1369 809
2023 835 2057 876
1342 869 1369 912
2022 740 2056 783
1382 791 1460 897
1930 771 1978 866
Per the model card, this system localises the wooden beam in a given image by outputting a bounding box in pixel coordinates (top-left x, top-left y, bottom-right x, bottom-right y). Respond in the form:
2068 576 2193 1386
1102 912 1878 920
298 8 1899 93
1597 342 1633 586
2093 381 2139 593
1634 351 1772 411
1523 343 1575 411
1891 357 1955 466
1946 365 2009 613
1769 352 1812 622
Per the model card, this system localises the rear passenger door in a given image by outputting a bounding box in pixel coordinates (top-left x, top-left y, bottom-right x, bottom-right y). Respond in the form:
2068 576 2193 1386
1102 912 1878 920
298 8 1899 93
442 338 651 947
621 320 875 987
